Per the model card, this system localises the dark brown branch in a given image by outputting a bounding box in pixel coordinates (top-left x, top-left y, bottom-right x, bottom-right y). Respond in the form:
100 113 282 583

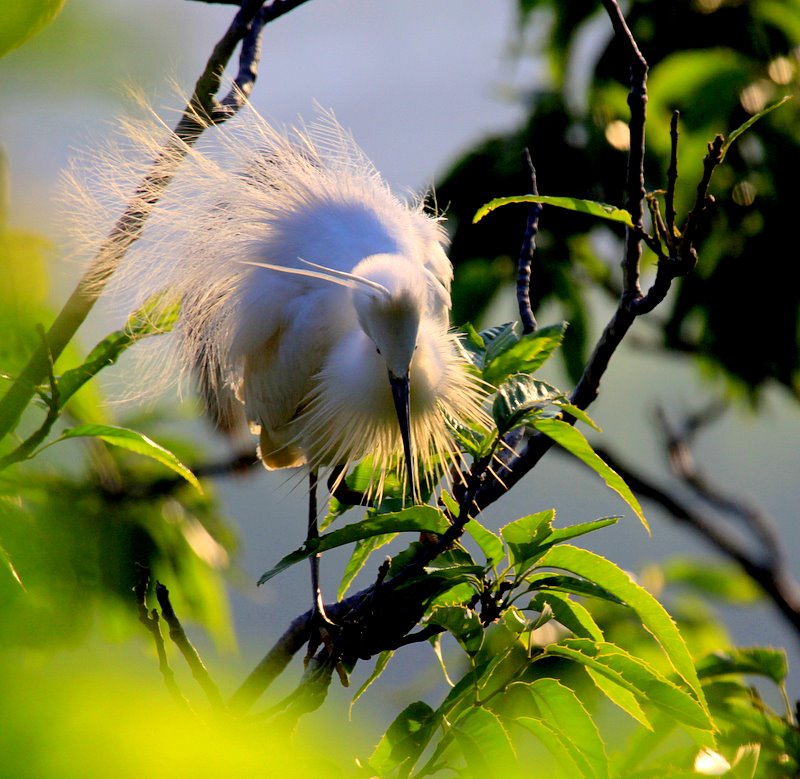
665 111 680 238
135 571 191 710
156 582 226 710
600 0 647 301
516 149 540 335
590 444 800 640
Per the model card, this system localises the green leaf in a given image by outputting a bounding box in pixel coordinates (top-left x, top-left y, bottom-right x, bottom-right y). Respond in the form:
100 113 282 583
529 592 604 641
553 400 602 432
338 533 397 599
55 295 180 409
452 707 519 779
492 375 559 433
464 518 505 566
516 716 588 777
258 505 448 585
48 424 201 492
349 650 393 717
544 639 713 734
428 605 484 656
532 418 649 532
501 512 619 576
500 510 555 572
585 669 652 730
721 95 793 161
526 678 610 779
696 648 788 686
525 572 624 604
538 546 706 707
474 195 634 227
546 516 620 546
482 322 519 364
483 323 567 385
367 700 436 775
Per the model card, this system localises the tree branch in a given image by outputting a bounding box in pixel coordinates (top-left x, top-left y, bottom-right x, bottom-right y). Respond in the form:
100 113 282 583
156 582 227 710
590 442 800 641
516 149 540 335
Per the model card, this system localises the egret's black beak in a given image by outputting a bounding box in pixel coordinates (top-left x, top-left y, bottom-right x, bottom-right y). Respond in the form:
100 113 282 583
389 370 416 500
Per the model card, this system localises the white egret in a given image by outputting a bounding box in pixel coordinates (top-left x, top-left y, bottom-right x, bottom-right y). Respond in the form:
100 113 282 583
73 101 488 619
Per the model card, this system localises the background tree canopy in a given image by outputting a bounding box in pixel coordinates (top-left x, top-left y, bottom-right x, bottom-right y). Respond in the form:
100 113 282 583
442 0 800 398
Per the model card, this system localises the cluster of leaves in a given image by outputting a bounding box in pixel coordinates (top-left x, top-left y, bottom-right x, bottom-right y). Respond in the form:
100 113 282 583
255 322 798 777
0 217 235 646
439 0 800 399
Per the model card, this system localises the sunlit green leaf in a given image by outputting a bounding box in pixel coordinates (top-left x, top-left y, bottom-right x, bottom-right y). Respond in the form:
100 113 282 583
483 323 567 385
464 518 505 566
525 572 624 604
527 678 610 779
553 400 602 432
585 669 652 730
474 194 634 227
529 591 604 641
259 506 448 585
0 0 67 57
544 639 713 735
517 716 588 777
721 95 793 161
539 546 705 706
55 296 179 409
532 418 649 532
500 509 554 572
452 707 520 778
338 533 397 599
48 424 201 492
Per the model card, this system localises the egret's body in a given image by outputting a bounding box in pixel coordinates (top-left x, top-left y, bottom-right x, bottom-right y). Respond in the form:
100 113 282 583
82 104 487 499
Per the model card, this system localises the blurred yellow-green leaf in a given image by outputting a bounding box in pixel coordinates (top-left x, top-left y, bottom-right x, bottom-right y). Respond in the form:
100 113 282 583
0 0 67 57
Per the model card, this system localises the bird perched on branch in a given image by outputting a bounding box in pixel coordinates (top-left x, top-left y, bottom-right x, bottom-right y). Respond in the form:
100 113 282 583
71 100 488 618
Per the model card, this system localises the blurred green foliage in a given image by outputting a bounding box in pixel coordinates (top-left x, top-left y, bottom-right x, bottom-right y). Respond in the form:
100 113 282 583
442 0 800 398
0 0 66 58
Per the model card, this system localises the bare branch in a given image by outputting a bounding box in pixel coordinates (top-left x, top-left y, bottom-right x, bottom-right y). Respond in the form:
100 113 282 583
516 149 540 335
134 570 192 710
591 443 800 641
156 582 226 711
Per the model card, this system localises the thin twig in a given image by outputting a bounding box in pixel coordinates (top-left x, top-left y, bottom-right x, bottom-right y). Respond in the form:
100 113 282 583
665 111 680 238
156 582 226 710
134 570 191 710
516 149 540 335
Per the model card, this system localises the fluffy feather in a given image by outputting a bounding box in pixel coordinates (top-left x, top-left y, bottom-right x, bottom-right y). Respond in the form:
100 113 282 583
63 96 488 496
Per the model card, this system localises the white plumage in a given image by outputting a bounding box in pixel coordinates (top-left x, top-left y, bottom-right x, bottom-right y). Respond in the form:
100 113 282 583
68 99 487 498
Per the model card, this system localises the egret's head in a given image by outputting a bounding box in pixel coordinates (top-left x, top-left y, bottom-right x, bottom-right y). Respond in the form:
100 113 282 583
352 254 430 495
